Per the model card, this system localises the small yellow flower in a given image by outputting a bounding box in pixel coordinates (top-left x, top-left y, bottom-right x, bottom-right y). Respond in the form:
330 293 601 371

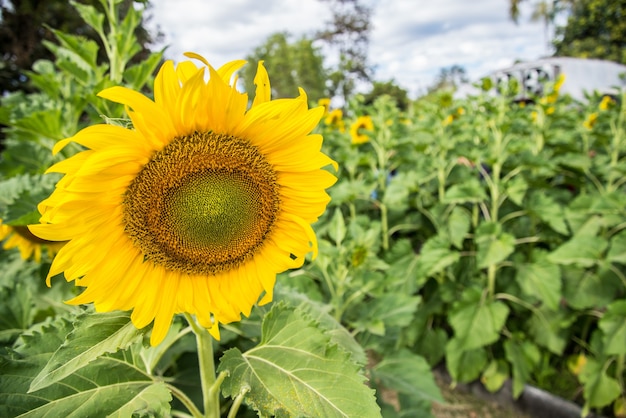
457 107 465 115
553 74 565 93
567 354 587 376
599 95 615 111
324 108 346 133
318 98 331 115
546 106 555 115
546 92 558 104
1 219 64 262
442 114 454 126
583 112 598 130
350 115 374 144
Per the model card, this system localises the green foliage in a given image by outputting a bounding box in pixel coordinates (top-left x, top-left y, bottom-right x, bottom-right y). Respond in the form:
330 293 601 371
219 303 379 418
553 0 626 64
310 79 626 415
242 32 328 102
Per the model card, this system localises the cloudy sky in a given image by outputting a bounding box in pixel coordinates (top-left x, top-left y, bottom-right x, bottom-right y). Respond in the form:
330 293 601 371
146 0 550 97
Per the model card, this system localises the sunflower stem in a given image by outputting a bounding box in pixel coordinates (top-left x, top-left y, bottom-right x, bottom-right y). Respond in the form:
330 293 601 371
227 386 250 418
185 314 220 418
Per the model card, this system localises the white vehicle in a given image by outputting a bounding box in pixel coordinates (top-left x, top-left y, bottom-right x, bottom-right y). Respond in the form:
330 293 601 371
456 57 626 101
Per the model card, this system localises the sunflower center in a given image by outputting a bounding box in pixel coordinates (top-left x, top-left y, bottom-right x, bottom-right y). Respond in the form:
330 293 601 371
123 131 280 275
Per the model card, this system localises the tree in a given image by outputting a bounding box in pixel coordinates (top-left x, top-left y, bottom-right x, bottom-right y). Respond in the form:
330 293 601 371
427 65 468 93
242 32 328 103
362 80 410 111
553 0 626 64
0 0 158 94
507 0 576 52
316 0 372 102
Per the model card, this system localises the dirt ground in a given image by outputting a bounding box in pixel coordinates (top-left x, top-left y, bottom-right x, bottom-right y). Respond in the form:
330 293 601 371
431 371 532 418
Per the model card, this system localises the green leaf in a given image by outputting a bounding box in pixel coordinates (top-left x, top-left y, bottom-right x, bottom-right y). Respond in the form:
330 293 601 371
70 0 104 34
383 171 418 208
442 177 487 204
29 311 143 392
598 300 626 355
547 216 607 267
445 341 488 383
504 339 540 398
447 206 470 249
123 51 164 91
448 288 509 350
367 293 421 330
475 222 516 268
527 307 574 355
607 230 626 264
371 350 443 404
47 29 100 74
579 357 621 410
0 317 170 417
481 359 509 393
415 234 460 279
516 258 562 310
115 5 142 62
525 191 569 235
0 283 34 342
328 209 346 246
448 287 510 351
274 286 367 365
563 265 621 309
505 176 528 206
218 304 380 418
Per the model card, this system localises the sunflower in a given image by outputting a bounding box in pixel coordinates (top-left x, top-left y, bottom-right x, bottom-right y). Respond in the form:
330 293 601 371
324 108 346 133
350 115 374 144
1 219 64 262
29 53 337 346
317 98 331 115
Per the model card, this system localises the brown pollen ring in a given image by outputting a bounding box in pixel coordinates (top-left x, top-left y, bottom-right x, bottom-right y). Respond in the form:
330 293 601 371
123 131 280 275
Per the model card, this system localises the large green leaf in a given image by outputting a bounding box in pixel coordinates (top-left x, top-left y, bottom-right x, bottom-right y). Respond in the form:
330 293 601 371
70 0 104 34
607 230 626 264
525 191 569 235
274 286 367 366
29 311 143 392
415 234 460 279
445 341 488 383
0 283 34 343
218 304 380 418
475 222 516 268
448 287 510 351
442 178 487 204
527 307 574 355
504 339 540 398
548 216 607 267
579 357 621 411
0 316 170 417
371 350 443 404
123 51 164 91
447 206 470 249
516 258 562 310
598 300 626 355
328 209 347 246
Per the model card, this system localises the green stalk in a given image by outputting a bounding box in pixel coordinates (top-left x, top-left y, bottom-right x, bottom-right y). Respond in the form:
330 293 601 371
227 387 250 418
185 314 220 418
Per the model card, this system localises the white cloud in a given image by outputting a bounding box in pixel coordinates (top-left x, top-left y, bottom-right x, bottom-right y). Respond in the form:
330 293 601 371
147 0 549 98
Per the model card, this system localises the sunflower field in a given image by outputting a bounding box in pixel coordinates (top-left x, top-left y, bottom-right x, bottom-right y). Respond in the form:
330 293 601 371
1 1 626 418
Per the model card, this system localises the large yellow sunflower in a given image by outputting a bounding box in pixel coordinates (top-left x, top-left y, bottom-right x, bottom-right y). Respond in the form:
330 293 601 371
29 53 337 346
1 219 64 262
